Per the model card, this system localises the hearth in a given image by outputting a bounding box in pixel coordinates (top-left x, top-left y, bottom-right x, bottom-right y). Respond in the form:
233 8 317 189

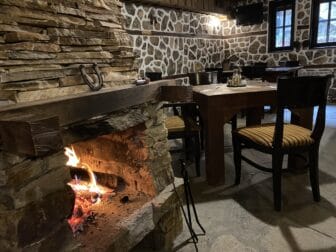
64 124 162 248
0 81 184 251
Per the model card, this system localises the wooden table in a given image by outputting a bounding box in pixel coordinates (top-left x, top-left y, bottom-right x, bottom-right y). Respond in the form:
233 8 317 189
193 81 312 186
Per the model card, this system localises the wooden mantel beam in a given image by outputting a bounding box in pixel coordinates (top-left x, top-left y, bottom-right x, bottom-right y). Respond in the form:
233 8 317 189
0 79 178 156
0 80 176 127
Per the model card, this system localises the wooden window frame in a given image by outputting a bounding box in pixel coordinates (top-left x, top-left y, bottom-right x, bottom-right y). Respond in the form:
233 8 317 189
310 0 336 48
268 0 296 52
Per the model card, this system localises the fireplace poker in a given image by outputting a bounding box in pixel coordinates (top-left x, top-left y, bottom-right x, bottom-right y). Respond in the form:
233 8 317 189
173 160 206 251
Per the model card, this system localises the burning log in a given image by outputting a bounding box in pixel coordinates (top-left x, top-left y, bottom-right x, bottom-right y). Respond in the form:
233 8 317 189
65 147 118 235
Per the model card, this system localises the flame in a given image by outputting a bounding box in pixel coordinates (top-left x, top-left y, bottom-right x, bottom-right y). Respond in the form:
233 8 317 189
64 147 105 196
65 146 114 234
65 147 80 167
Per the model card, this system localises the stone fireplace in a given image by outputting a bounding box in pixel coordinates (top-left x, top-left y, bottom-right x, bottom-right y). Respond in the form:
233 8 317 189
0 97 184 251
0 0 183 250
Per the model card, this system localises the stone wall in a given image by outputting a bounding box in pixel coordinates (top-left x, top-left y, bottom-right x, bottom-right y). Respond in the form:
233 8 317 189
222 0 336 101
0 0 137 105
121 3 226 80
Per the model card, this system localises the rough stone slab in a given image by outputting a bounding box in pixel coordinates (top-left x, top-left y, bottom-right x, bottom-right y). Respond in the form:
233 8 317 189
0 152 27 170
2 15 59 28
7 51 56 60
0 42 61 52
145 123 169 146
102 66 138 72
0 58 115 66
1 79 59 91
59 75 84 87
0 187 74 248
56 51 112 59
4 31 50 43
0 90 17 101
0 24 22 32
4 64 62 73
78 2 122 14
51 4 87 17
0 5 86 28
0 68 77 83
0 51 7 60
0 164 71 209
135 205 183 251
83 179 183 252
16 85 91 103
102 69 137 82
47 27 109 39
97 20 122 29
60 45 103 52
88 12 122 23
55 36 127 46
0 152 66 191
103 45 134 52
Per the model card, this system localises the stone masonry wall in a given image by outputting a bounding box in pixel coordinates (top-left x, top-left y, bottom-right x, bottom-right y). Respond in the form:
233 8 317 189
121 3 226 81
0 0 138 105
222 0 336 101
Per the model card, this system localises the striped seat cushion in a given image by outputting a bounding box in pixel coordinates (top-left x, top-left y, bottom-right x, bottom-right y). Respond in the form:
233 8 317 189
236 124 314 149
165 115 185 132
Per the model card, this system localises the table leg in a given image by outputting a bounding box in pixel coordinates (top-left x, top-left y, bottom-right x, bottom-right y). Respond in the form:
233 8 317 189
204 116 225 185
201 108 239 185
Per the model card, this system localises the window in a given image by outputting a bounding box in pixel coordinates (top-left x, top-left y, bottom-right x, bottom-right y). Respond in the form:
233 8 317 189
311 0 336 47
269 0 295 51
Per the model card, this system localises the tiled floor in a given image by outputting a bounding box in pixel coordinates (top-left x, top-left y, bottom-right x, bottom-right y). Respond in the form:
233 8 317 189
171 105 336 251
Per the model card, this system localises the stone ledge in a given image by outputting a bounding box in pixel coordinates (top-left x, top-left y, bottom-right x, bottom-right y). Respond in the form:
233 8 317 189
71 177 184 252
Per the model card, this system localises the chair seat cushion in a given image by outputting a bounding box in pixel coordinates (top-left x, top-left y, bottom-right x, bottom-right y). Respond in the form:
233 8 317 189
235 124 314 149
165 115 185 132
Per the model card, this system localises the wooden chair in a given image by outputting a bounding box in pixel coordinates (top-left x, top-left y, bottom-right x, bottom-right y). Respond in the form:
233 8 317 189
242 63 267 79
161 85 201 177
165 103 201 176
232 76 332 211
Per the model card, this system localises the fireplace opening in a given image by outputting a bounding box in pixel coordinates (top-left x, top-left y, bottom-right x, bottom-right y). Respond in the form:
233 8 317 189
63 125 159 248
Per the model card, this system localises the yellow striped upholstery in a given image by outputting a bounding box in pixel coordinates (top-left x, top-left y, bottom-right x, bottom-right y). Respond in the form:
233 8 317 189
236 124 314 149
165 115 185 132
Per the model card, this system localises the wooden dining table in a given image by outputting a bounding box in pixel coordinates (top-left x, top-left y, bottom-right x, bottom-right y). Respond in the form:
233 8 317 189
192 81 313 186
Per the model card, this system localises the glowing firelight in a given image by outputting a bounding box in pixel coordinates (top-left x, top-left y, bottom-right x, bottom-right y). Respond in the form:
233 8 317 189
64 147 105 196
65 147 80 167
65 147 114 234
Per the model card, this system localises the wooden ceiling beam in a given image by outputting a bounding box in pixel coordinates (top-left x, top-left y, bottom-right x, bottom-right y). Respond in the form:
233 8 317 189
122 0 233 16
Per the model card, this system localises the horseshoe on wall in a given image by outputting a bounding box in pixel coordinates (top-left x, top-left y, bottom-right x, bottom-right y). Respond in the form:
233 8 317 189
79 63 104 91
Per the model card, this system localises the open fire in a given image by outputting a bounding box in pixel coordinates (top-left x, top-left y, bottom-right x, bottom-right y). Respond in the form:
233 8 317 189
65 147 115 235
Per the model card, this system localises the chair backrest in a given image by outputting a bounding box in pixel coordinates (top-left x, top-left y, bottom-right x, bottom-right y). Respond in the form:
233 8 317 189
273 76 332 147
242 64 267 79
285 60 300 67
145 72 162 81
188 72 212 85
277 76 331 109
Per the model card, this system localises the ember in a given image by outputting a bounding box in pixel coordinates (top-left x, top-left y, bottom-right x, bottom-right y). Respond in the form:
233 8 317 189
65 147 115 235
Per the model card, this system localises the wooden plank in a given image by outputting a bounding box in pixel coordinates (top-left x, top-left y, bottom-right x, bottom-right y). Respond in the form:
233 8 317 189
0 80 176 127
208 0 215 13
0 115 63 156
160 85 193 102
203 0 209 11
